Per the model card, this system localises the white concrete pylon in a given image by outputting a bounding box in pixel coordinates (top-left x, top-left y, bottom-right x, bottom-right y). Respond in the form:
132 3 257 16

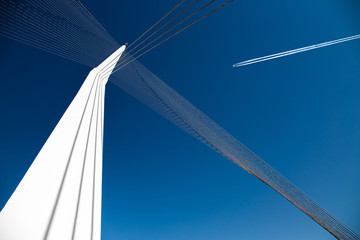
0 45 126 240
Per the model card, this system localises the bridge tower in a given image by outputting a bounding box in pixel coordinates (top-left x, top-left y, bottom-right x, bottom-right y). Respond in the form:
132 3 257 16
0 46 126 240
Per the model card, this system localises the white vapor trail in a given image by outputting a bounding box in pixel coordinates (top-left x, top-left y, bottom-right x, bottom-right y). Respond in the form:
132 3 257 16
233 34 360 67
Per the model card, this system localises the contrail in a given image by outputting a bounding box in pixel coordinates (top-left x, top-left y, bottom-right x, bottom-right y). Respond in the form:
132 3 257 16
233 34 360 67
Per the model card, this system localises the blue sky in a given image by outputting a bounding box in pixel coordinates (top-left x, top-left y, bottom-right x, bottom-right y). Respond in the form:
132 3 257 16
0 0 359 239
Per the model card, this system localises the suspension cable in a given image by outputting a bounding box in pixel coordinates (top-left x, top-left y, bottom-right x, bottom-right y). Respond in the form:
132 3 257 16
110 0 235 76
100 0 195 77
127 0 187 49
122 0 201 61
114 0 218 73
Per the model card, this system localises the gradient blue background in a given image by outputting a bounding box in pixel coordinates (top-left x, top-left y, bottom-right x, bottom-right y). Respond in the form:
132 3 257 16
0 0 359 239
